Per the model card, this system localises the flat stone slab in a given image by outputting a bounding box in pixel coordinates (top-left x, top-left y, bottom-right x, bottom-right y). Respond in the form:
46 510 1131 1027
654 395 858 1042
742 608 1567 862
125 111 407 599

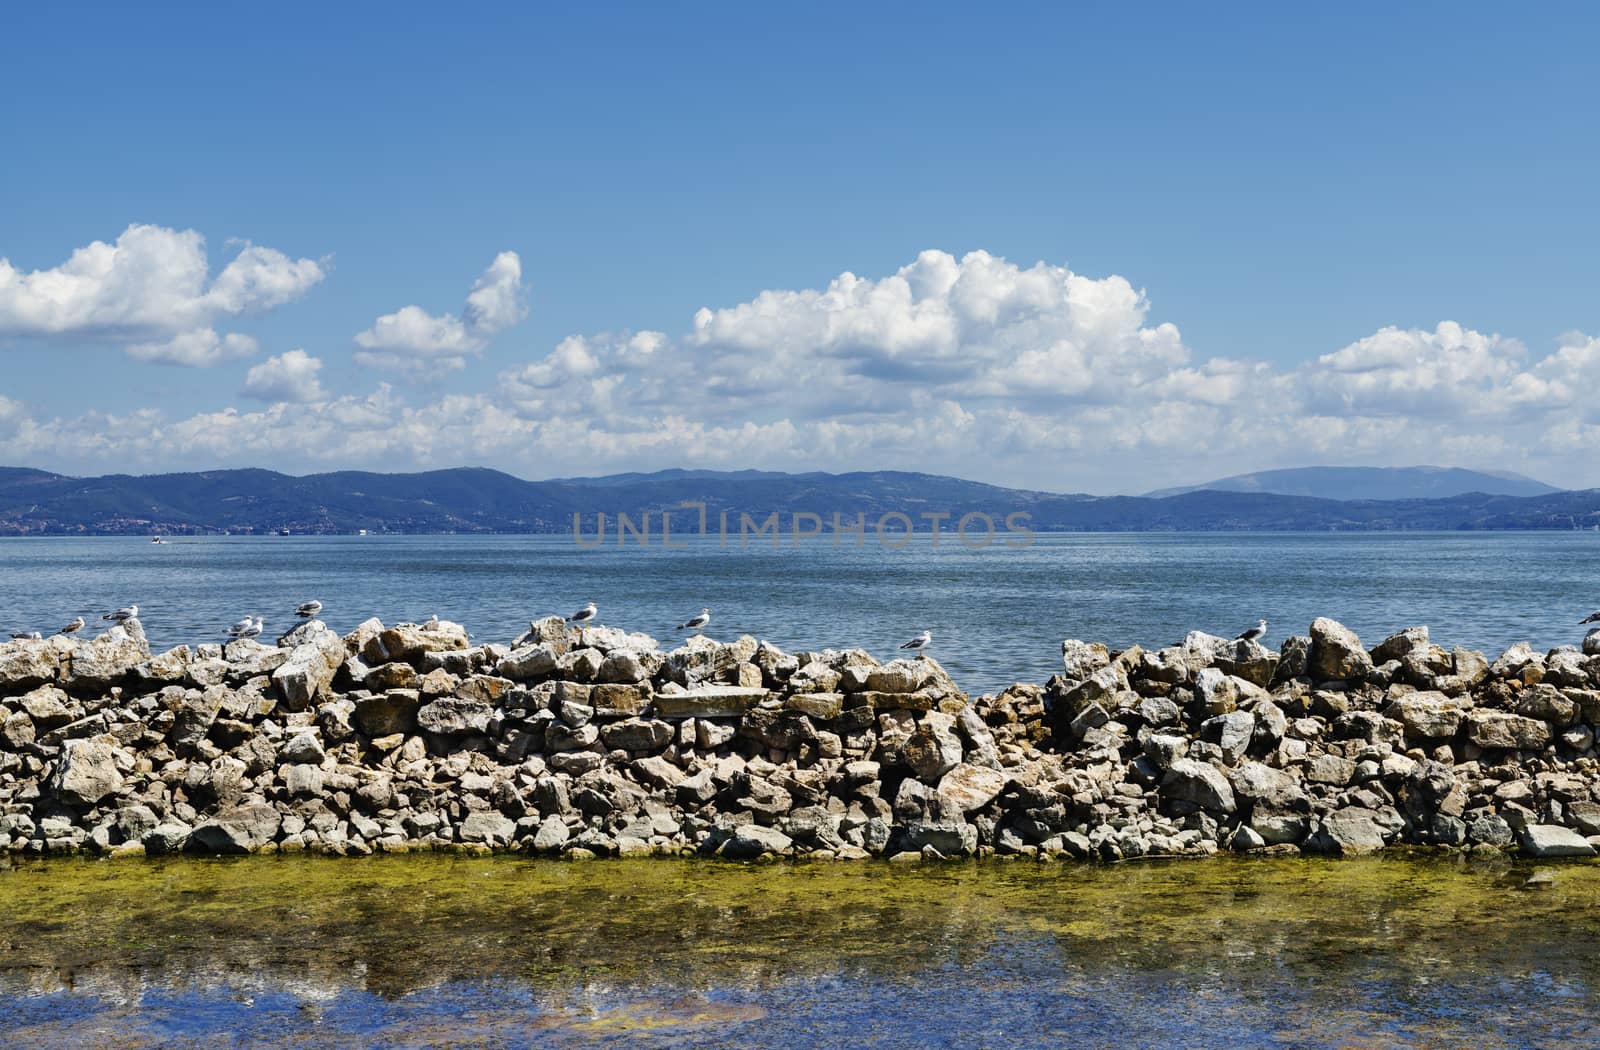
1521 824 1596 858
653 686 767 718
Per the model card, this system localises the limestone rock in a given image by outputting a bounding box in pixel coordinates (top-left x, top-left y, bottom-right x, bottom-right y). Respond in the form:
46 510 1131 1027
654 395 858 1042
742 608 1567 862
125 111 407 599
1521 824 1595 858
1161 759 1236 813
189 802 281 854
49 737 125 806
271 627 346 712
1309 618 1373 682
416 696 493 736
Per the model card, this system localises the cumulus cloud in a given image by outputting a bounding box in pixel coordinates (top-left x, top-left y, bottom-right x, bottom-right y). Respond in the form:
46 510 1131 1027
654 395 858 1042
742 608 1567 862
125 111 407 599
354 251 526 373
127 329 260 367
5 245 1600 490
0 224 327 366
242 349 327 403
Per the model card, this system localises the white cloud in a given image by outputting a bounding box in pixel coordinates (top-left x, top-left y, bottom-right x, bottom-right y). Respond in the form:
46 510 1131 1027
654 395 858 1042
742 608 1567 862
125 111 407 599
354 250 526 373
127 329 259 367
4 245 1600 491
242 349 327 403
0 224 327 366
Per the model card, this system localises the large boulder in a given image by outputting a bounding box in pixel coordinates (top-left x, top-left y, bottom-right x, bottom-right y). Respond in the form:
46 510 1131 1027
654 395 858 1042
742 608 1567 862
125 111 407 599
1386 691 1468 740
49 737 125 806
63 624 151 690
1465 711 1552 750
416 696 493 736
355 690 422 737
188 802 281 854
1309 807 1388 855
497 644 559 682
936 763 1007 814
0 638 61 691
363 620 469 665
1229 761 1306 810
1521 824 1595 858
903 712 964 782
1161 759 1236 814
271 627 347 711
1309 618 1373 682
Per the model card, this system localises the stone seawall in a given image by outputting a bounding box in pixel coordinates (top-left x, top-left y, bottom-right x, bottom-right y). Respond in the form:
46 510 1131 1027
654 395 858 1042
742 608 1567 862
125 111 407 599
3 614 1600 862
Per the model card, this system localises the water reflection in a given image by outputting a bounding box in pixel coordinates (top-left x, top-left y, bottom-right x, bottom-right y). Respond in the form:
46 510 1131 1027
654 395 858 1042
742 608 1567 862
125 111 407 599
1 854 1596 1046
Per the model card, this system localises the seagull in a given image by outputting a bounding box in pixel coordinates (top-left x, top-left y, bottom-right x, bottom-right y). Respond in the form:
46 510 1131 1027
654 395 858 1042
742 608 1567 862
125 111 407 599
58 617 85 636
103 604 138 623
237 617 265 640
9 630 42 641
226 616 256 638
678 608 711 633
899 630 933 653
296 600 323 619
421 614 441 633
1236 619 1269 643
567 602 598 625
1582 610 1600 625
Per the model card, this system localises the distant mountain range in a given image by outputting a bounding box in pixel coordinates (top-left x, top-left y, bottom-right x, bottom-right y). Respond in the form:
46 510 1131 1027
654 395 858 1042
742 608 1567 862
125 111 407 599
1144 466 1561 501
0 465 1597 535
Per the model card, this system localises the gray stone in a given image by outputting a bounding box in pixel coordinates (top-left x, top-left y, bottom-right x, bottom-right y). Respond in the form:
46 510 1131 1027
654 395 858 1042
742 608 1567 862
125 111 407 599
278 730 325 765
460 810 517 846
416 696 493 736
1310 807 1388 855
936 762 1007 814
1309 618 1373 682
1161 759 1236 813
722 824 793 859
189 803 281 854
1387 691 1466 740
532 814 570 851
497 643 559 681
1465 711 1552 750
49 737 124 806
1230 761 1306 810
1521 824 1596 858
600 718 674 752
903 712 963 782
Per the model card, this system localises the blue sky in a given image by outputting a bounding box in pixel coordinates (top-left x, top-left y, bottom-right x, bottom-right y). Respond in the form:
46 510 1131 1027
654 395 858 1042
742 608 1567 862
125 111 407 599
2 4 1598 492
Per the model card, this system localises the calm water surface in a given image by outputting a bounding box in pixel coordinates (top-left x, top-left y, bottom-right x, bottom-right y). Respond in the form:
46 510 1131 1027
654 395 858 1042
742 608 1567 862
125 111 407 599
2 532 1598 692
0 854 1596 1048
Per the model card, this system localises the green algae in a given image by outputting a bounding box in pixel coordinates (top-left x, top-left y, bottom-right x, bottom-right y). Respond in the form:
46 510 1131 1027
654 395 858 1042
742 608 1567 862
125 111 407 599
2 852 1599 1004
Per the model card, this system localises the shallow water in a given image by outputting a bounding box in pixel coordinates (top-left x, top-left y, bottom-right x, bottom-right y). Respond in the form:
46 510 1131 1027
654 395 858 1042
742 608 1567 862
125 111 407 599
3 532 1599 693
1 853 1598 1047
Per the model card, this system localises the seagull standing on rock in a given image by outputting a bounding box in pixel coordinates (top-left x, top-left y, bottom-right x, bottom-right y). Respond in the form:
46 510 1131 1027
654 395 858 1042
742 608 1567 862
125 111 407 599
103 604 138 623
9 630 42 640
227 616 256 639
296 600 323 619
899 630 933 656
1236 619 1269 643
58 617 84 636
1581 610 1600 625
238 617 265 640
567 602 598 625
678 608 711 634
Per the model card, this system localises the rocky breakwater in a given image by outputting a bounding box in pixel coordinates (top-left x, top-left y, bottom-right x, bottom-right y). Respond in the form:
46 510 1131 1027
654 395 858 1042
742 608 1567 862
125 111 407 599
2 613 1600 863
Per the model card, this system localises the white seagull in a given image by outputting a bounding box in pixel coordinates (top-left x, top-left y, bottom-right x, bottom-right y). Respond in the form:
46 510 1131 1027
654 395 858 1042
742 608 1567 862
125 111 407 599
899 630 933 653
422 614 441 633
1236 619 1269 643
237 617 265 640
1581 610 1600 625
10 630 42 641
678 608 711 633
58 617 85 636
567 602 598 625
296 600 323 619
226 616 256 638
103 604 138 623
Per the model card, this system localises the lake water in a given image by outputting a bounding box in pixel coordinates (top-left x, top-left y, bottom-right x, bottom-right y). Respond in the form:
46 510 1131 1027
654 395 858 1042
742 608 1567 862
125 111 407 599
2 532 1598 693
1 853 1597 1048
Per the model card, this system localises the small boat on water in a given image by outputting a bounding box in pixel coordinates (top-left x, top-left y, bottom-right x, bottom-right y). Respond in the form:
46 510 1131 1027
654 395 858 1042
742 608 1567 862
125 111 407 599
151 536 165 544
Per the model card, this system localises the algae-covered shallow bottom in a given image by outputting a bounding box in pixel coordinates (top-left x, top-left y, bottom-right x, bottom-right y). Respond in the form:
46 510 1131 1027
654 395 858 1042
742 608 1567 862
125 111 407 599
1 853 1597 1047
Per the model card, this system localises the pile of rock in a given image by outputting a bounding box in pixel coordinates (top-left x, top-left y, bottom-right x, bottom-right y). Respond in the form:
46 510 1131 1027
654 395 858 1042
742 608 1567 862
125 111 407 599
2 613 1599 862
